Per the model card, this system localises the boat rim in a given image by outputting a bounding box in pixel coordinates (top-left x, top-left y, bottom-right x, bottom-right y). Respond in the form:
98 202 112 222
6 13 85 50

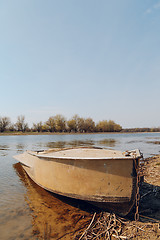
27 147 142 160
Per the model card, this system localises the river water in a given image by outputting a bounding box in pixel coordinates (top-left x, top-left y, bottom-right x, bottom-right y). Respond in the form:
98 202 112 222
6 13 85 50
0 133 160 239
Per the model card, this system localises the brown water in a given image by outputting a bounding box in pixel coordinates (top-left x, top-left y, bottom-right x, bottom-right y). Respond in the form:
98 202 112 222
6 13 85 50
0 133 160 239
13 163 94 239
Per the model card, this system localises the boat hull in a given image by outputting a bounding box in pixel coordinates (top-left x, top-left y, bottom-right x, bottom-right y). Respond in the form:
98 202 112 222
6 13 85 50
14 149 138 216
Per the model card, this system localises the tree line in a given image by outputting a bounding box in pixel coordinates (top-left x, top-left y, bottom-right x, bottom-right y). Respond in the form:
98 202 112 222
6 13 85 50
121 127 160 133
0 114 122 133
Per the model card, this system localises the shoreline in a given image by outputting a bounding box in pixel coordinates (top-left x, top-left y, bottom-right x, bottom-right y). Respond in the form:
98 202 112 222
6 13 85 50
0 131 160 136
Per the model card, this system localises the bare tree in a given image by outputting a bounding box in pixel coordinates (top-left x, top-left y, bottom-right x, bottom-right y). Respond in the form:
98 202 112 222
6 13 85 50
15 115 28 132
9 124 16 132
32 121 43 132
0 116 11 132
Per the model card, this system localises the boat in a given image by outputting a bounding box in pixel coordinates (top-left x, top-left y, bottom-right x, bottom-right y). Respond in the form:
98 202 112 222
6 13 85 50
14 147 142 216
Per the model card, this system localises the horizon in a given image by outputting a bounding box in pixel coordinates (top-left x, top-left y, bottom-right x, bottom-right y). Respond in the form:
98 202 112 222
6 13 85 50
1 1 160 128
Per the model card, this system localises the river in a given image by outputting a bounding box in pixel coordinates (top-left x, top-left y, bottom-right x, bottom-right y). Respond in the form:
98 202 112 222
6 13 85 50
0 133 160 239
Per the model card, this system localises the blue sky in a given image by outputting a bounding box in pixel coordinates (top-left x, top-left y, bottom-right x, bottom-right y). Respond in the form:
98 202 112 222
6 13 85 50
0 0 160 128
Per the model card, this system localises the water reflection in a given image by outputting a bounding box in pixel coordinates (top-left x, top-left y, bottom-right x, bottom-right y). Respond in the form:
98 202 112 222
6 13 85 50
45 141 66 149
0 144 10 150
35 139 117 151
127 140 144 144
96 139 116 147
13 163 94 239
16 143 26 153
0 151 8 157
46 140 94 149
0 143 26 156
0 144 10 156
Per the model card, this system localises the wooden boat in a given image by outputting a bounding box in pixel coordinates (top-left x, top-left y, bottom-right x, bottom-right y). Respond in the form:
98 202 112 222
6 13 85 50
14 147 142 216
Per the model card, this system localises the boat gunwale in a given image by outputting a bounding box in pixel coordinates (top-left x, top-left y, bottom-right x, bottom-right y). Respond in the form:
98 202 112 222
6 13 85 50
26 147 142 161
28 152 141 161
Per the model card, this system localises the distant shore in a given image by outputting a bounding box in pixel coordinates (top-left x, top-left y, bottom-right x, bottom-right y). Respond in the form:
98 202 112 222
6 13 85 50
0 131 120 136
0 131 160 136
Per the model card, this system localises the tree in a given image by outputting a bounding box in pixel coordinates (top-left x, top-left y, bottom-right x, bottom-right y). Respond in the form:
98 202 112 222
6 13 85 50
41 124 50 132
67 119 76 132
114 123 122 132
15 115 28 132
67 115 96 133
107 120 115 132
67 114 79 132
46 115 66 132
9 124 16 132
77 117 85 132
54 114 66 132
46 117 56 132
96 120 122 132
32 121 43 132
96 120 109 132
83 118 96 132
0 117 11 132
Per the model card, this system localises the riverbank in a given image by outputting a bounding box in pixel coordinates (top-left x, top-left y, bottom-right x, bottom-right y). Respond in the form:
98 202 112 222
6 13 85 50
0 131 160 136
140 155 160 220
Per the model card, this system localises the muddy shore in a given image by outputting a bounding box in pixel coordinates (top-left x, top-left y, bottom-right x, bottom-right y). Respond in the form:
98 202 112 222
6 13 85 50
139 155 160 221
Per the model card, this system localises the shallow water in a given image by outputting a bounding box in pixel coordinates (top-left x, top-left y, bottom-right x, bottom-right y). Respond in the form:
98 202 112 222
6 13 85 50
0 133 160 239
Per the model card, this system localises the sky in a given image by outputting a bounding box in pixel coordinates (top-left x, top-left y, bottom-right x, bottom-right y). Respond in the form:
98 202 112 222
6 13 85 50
0 0 160 128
